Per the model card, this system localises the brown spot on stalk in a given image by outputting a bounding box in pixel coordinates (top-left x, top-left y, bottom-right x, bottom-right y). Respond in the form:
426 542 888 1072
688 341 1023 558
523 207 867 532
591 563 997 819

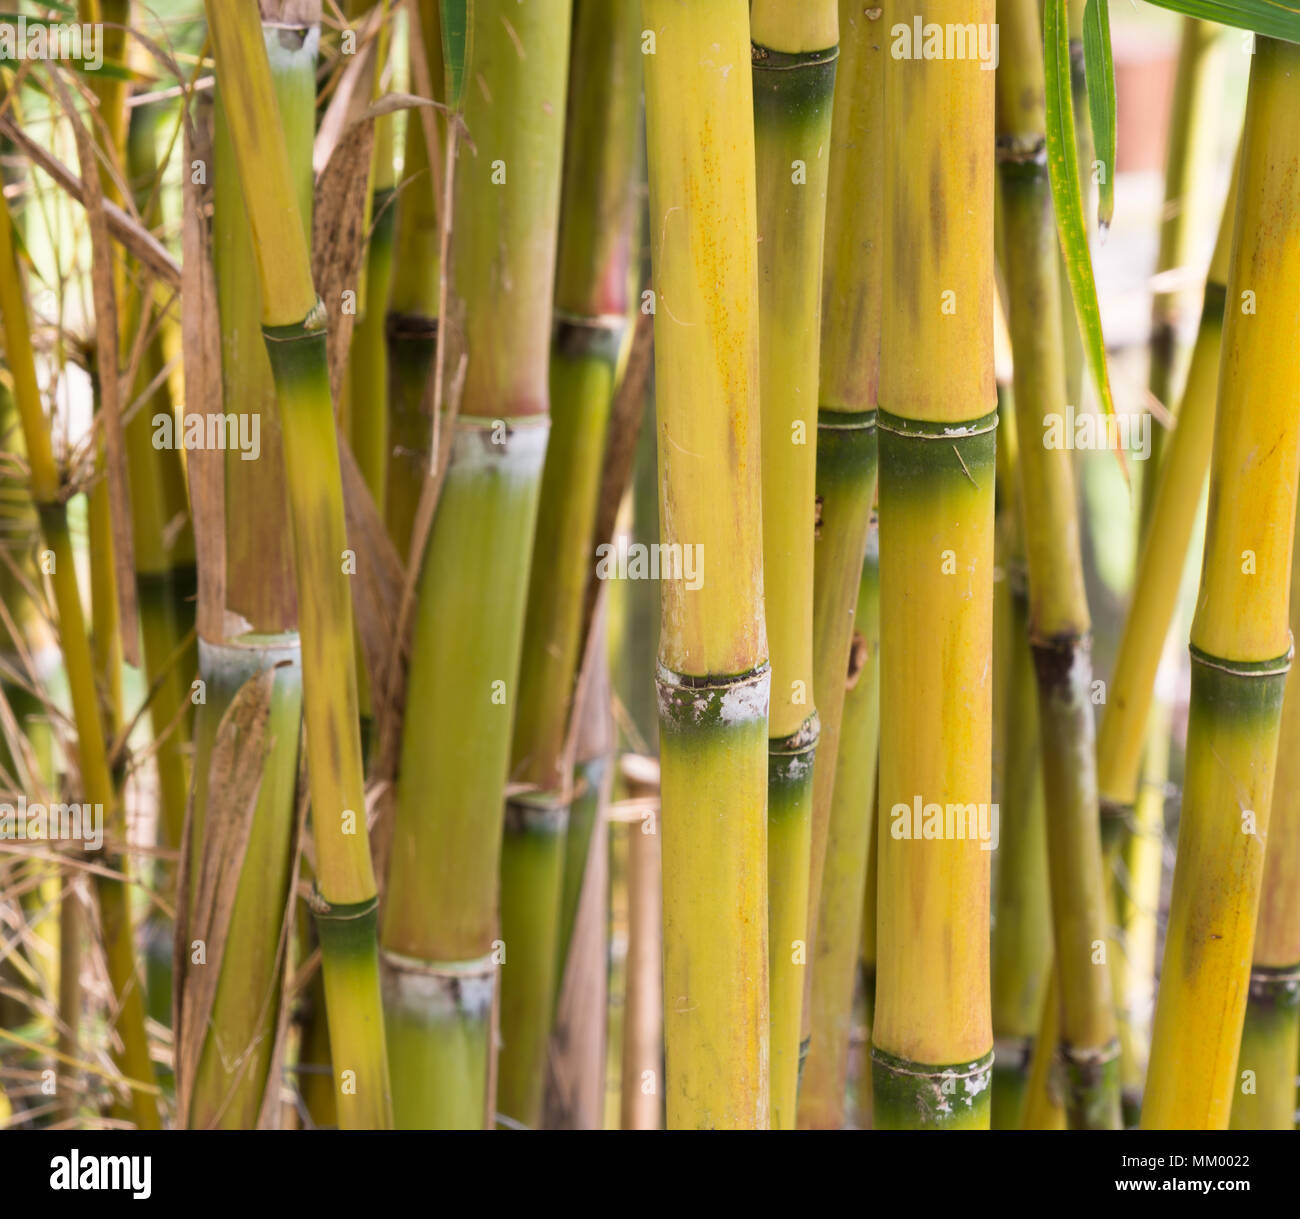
845 631 868 691
929 151 947 261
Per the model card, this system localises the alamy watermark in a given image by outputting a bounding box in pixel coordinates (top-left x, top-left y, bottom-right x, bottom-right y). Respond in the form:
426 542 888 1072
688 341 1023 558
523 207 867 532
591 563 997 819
596 538 704 591
50 1150 151 1200
891 19 999 70
0 18 103 70
890 796 999 851
0 798 103 850
1043 404 1152 461
153 412 261 461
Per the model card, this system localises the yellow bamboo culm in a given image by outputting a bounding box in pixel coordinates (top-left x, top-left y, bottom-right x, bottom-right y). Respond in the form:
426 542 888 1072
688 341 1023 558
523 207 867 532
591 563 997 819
871 0 996 1129
643 0 770 1129
204 0 392 1129
1143 36 1300 1131
751 0 838 1130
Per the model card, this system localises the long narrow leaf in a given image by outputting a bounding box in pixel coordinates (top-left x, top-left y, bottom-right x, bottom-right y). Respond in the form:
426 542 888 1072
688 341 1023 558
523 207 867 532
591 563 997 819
1143 0 1300 42
439 0 472 110
1045 0 1119 431
1084 0 1116 230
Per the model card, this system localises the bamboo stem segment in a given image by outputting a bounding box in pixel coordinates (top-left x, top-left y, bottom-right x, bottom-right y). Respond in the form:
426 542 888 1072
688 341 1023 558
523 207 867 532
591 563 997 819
643 0 769 1128
752 0 837 1129
802 0 884 1098
1143 36 1300 1130
203 0 391 1129
872 0 996 1129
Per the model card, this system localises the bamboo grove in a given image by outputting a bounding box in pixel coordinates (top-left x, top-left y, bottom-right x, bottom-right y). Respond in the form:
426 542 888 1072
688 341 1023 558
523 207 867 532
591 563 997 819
0 0 1297 1136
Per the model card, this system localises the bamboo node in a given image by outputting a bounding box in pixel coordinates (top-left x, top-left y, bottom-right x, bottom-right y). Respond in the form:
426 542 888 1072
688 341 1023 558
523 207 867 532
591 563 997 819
656 661 771 730
876 406 998 439
503 792 569 835
1247 965 1300 1007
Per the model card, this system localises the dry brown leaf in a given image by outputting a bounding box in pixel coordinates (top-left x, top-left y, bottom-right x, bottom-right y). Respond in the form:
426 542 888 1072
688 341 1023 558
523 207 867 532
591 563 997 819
181 97 226 645
313 94 439 407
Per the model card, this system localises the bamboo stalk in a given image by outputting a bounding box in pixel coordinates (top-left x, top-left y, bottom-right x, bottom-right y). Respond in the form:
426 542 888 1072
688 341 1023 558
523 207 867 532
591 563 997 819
1119 26 1222 1114
799 526 878 1128
989 406 1052 1130
1142 37 1300 1130
179 4 319 1129
498 0 639 1127
1231 498 1300 1129
1020 965 1068 1129
380 0 571 1130
643 0 769 1129
122 100 199 1030
750 0 836 1130
853 799 877 1128
81 0 129 752
1144 16 1222 492
1095 153 1238 824
803 0 884 1093
619 756 662 1131
203 0 392 1130
872 0 995 1130
383 0 441 557
995 0 1119 1130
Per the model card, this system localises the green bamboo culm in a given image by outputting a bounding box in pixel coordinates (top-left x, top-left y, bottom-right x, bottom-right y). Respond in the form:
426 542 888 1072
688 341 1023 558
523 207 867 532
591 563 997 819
340 0 396 750
124 100 198 857
178 636 303 1128
383 0 442 558
1095 153 1238 826
1143 16 1222 499
797 0 884 1128
989 382 1052 1130
380 0 571 1129
1143 36 1300 1131
751 0 837 1130
176 3 319 1129
497 0 640 1129
343 0 396 518
643 0 770 1129
995 0 1120 1131
123 99 199 1027
203 0 392 1130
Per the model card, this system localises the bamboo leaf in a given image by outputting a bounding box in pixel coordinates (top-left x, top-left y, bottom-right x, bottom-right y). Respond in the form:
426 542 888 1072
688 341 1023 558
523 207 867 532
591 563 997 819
1142 0 1300 42
439 0 471 110
1044 0 1119 438
1084 0 1116 230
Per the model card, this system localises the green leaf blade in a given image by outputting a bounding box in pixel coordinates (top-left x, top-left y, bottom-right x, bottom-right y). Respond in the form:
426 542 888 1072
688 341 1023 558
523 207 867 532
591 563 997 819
1084 0 1116 230
440 0 472 111
1045 0 1119 435
1141 0 1300 43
